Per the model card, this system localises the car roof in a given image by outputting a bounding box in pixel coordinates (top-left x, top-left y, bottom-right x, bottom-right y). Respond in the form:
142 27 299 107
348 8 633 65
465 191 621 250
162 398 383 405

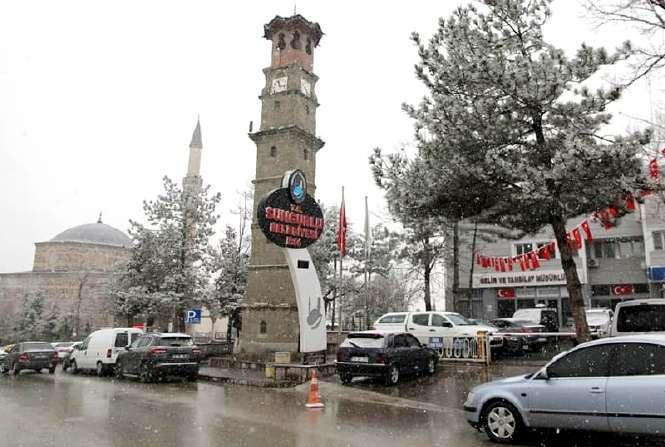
348 330 402 337
616 299 665 307
150 332 191 338
579 334 665 348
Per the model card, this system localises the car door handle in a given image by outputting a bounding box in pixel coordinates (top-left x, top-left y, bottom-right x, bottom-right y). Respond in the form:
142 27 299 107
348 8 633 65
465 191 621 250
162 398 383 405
408 328 415 330
589 387 604 394
428 329 436 332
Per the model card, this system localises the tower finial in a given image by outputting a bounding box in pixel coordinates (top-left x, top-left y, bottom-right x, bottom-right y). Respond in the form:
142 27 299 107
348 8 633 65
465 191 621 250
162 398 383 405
190 116 202 148
97 211 103 224
294 3 296 15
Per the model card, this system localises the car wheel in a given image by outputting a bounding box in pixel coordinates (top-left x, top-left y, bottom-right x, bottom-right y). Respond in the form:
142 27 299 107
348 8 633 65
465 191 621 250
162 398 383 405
95 362 105 377
48 366 55 374
385 364 399 386
340 372 352 385
482 400 524 444
425 357 437 376
139 363 153 383
70 360 79 375
10 362 20 376
114 361 124 380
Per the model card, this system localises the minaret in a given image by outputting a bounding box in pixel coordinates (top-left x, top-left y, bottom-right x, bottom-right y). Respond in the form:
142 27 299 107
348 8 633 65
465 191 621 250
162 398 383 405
238 15 324 356
183 117 203 194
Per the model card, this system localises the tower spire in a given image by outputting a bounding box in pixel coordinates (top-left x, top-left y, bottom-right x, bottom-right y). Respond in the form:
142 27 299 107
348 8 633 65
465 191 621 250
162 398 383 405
190 116 202 148
184 116 204 192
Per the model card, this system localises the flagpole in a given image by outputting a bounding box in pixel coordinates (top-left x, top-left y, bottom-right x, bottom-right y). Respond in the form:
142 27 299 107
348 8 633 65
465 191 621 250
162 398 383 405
338 186 344 340
364 195 370 330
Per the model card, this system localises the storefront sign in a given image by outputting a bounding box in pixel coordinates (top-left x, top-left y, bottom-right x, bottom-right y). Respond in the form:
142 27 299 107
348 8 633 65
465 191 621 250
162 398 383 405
473 268 586 288
257 171 324 248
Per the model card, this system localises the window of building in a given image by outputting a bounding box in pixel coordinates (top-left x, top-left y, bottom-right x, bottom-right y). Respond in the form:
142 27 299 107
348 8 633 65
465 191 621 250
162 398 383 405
515 243 533 256
634 283 649 294
653 231 665 250
305 104 310 115
259 320 267 334
270 146 277 157
303 149 309 161
591 285 611 296
592 238 644 259
274 101 281 111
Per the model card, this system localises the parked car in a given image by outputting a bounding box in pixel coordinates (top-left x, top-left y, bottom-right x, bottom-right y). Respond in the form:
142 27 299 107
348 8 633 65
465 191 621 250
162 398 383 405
512 307 559 332
68 328 143 376
585 308 613 338
0 348 6 363
464 334 665 443
489 319 547 354
336 331 438 385
115 333 200 382
60 342 82 370
373 311 503 350
0 342 58 375
609 299 665 337
51 342 77 362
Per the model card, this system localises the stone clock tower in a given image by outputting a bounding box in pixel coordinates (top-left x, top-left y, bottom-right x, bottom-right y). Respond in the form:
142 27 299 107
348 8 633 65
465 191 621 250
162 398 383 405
237 15 325 357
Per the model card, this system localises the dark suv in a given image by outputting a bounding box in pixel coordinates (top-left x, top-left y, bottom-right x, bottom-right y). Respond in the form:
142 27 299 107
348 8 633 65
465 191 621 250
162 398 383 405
0 342 58 375
115 333 200 382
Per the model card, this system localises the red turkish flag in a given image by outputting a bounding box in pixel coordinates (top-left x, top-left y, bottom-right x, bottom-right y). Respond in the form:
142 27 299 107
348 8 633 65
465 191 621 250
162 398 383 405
529 252 540 269
336 193 347 257
572 228 583 249
612 284 635 296
625 194 636 211
494 258 501 272
650 158 660 180
580 220 593 243
497 288 516 299
507 257 514 271
539 245 551 261
518 256 526 272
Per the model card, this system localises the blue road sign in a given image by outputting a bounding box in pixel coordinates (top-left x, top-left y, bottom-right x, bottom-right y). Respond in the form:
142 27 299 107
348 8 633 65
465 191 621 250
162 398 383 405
185 308 202 324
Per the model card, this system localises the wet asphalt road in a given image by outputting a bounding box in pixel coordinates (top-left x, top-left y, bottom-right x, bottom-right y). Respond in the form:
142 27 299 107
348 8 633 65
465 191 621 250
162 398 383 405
0 364 662 447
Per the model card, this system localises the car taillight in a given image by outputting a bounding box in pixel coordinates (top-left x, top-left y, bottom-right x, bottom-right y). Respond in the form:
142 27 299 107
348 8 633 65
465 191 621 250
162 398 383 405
377 353 385 364
106 348 112 358
18 353 29 362
52 352 59 360
191 347 201 355
149 347 167 355
336 351 341 362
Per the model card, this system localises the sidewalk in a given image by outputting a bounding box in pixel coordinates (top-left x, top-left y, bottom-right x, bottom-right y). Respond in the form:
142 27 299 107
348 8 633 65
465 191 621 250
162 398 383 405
198 365 296 388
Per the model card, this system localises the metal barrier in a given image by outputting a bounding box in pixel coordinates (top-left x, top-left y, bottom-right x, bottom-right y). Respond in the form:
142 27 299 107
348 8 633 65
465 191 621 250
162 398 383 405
433 332 492 365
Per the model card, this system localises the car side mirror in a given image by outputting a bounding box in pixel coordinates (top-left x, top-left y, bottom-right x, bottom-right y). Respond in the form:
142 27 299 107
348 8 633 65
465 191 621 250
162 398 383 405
124 346 131 351
443 322 453 328
534 368 549 380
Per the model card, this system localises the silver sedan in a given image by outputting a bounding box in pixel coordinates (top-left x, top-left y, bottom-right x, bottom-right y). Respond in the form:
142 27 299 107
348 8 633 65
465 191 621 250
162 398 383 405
464 334 665 443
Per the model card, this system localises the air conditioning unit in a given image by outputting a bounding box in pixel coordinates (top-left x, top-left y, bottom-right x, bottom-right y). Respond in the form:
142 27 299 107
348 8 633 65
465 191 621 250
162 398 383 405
587 258 600 268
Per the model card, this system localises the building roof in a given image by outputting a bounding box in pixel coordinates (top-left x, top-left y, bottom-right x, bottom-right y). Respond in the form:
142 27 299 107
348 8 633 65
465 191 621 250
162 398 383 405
190 117 202 148
263 14 323 46
50 222 132 248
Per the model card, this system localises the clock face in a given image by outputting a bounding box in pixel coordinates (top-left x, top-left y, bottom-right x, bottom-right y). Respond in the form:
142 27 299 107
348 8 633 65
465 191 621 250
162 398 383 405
300 79 311 97
271 76 288 94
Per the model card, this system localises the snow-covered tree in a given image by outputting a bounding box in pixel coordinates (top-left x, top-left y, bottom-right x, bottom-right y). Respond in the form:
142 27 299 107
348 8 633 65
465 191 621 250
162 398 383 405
113 176 221 330
210 225 249 319
373 0 654 340
14 291 48 341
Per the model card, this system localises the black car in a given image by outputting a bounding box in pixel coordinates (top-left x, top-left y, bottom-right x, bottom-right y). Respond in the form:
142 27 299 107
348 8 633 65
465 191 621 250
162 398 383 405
490 318 547 354
0 342 58 375
115 333 200 382
336 331 438 385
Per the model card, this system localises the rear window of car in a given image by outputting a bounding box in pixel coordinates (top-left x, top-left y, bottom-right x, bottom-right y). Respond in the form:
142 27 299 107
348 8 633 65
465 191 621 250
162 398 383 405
341 336 385 349
22 342 54 351
378 314 406 324
54 342 73 348
617 304 665 332
157 336 193 346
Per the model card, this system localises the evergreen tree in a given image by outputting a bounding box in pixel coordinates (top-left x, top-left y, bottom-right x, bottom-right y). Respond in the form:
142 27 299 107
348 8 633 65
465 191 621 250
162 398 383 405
14 291 47 341
373 0 653 340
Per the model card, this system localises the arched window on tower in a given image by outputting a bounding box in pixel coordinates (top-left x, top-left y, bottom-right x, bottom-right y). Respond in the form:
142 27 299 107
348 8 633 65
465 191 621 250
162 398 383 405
290 31 301 50
304 149 309 161
270 146 277 157
259 320 267 334
305 38 312 55
277 33 286 51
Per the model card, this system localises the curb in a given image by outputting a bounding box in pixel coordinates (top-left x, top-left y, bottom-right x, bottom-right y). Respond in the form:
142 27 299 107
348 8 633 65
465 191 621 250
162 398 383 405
198 372 298 388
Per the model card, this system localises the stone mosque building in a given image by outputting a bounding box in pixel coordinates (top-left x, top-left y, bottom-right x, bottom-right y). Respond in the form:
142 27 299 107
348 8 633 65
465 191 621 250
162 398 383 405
0 120 204 338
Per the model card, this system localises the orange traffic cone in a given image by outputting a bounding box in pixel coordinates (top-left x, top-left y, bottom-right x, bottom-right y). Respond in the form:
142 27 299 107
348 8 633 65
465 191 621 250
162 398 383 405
305 369 325 409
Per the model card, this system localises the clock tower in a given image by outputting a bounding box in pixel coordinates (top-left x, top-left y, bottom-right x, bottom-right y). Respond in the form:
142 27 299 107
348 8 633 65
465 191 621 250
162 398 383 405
237 15 324 356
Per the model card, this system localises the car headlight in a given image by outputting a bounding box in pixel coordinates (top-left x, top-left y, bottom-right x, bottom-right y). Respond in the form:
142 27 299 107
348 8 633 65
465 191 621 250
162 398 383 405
465 391 475 404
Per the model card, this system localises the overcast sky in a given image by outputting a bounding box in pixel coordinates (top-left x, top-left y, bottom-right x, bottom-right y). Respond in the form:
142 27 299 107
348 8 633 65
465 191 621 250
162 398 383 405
0 0 659 273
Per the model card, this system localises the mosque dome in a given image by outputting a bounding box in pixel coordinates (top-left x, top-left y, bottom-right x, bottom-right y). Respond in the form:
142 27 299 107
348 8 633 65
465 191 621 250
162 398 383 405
50 221 131 248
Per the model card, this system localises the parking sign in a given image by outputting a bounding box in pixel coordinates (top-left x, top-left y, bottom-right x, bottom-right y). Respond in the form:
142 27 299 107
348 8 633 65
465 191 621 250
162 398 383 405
185 308 202 324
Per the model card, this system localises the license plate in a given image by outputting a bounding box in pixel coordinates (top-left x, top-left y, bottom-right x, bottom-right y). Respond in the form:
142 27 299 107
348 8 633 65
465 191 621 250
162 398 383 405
537 337 547 342
523 345 529 350
172 354 188 359
351 356 368 363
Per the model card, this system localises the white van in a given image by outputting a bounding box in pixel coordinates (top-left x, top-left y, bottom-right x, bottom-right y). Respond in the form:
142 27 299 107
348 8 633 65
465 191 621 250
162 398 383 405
69 328 143 376
609 299 665 337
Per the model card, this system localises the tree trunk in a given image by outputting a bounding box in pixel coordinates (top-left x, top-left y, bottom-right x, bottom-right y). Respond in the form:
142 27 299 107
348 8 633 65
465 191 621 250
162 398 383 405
466 220 479 310
452 221 460 308
551 215 590 342
423 264 433 311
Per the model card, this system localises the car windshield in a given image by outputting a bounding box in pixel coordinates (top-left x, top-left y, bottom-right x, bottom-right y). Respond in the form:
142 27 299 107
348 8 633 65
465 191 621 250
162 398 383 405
446 314 473 325
342 336 385 349
54 342 74 348
22 342 54 351
617 304 665 332
157 336 193 346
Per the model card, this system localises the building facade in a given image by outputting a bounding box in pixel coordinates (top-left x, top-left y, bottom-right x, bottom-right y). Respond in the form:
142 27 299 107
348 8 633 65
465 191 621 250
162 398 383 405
237 15 324 356
454 197 665 327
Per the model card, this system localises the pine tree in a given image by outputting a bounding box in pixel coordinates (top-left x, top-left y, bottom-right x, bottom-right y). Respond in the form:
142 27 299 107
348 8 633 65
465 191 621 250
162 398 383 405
373 0 653 341
14 291 47 341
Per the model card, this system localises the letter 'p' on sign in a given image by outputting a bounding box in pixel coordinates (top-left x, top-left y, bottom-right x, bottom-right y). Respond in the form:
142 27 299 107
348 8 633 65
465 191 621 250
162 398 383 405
185 309 202 324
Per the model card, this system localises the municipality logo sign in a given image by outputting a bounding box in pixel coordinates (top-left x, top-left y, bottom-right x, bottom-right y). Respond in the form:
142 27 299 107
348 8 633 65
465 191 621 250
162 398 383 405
288 170 307 205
